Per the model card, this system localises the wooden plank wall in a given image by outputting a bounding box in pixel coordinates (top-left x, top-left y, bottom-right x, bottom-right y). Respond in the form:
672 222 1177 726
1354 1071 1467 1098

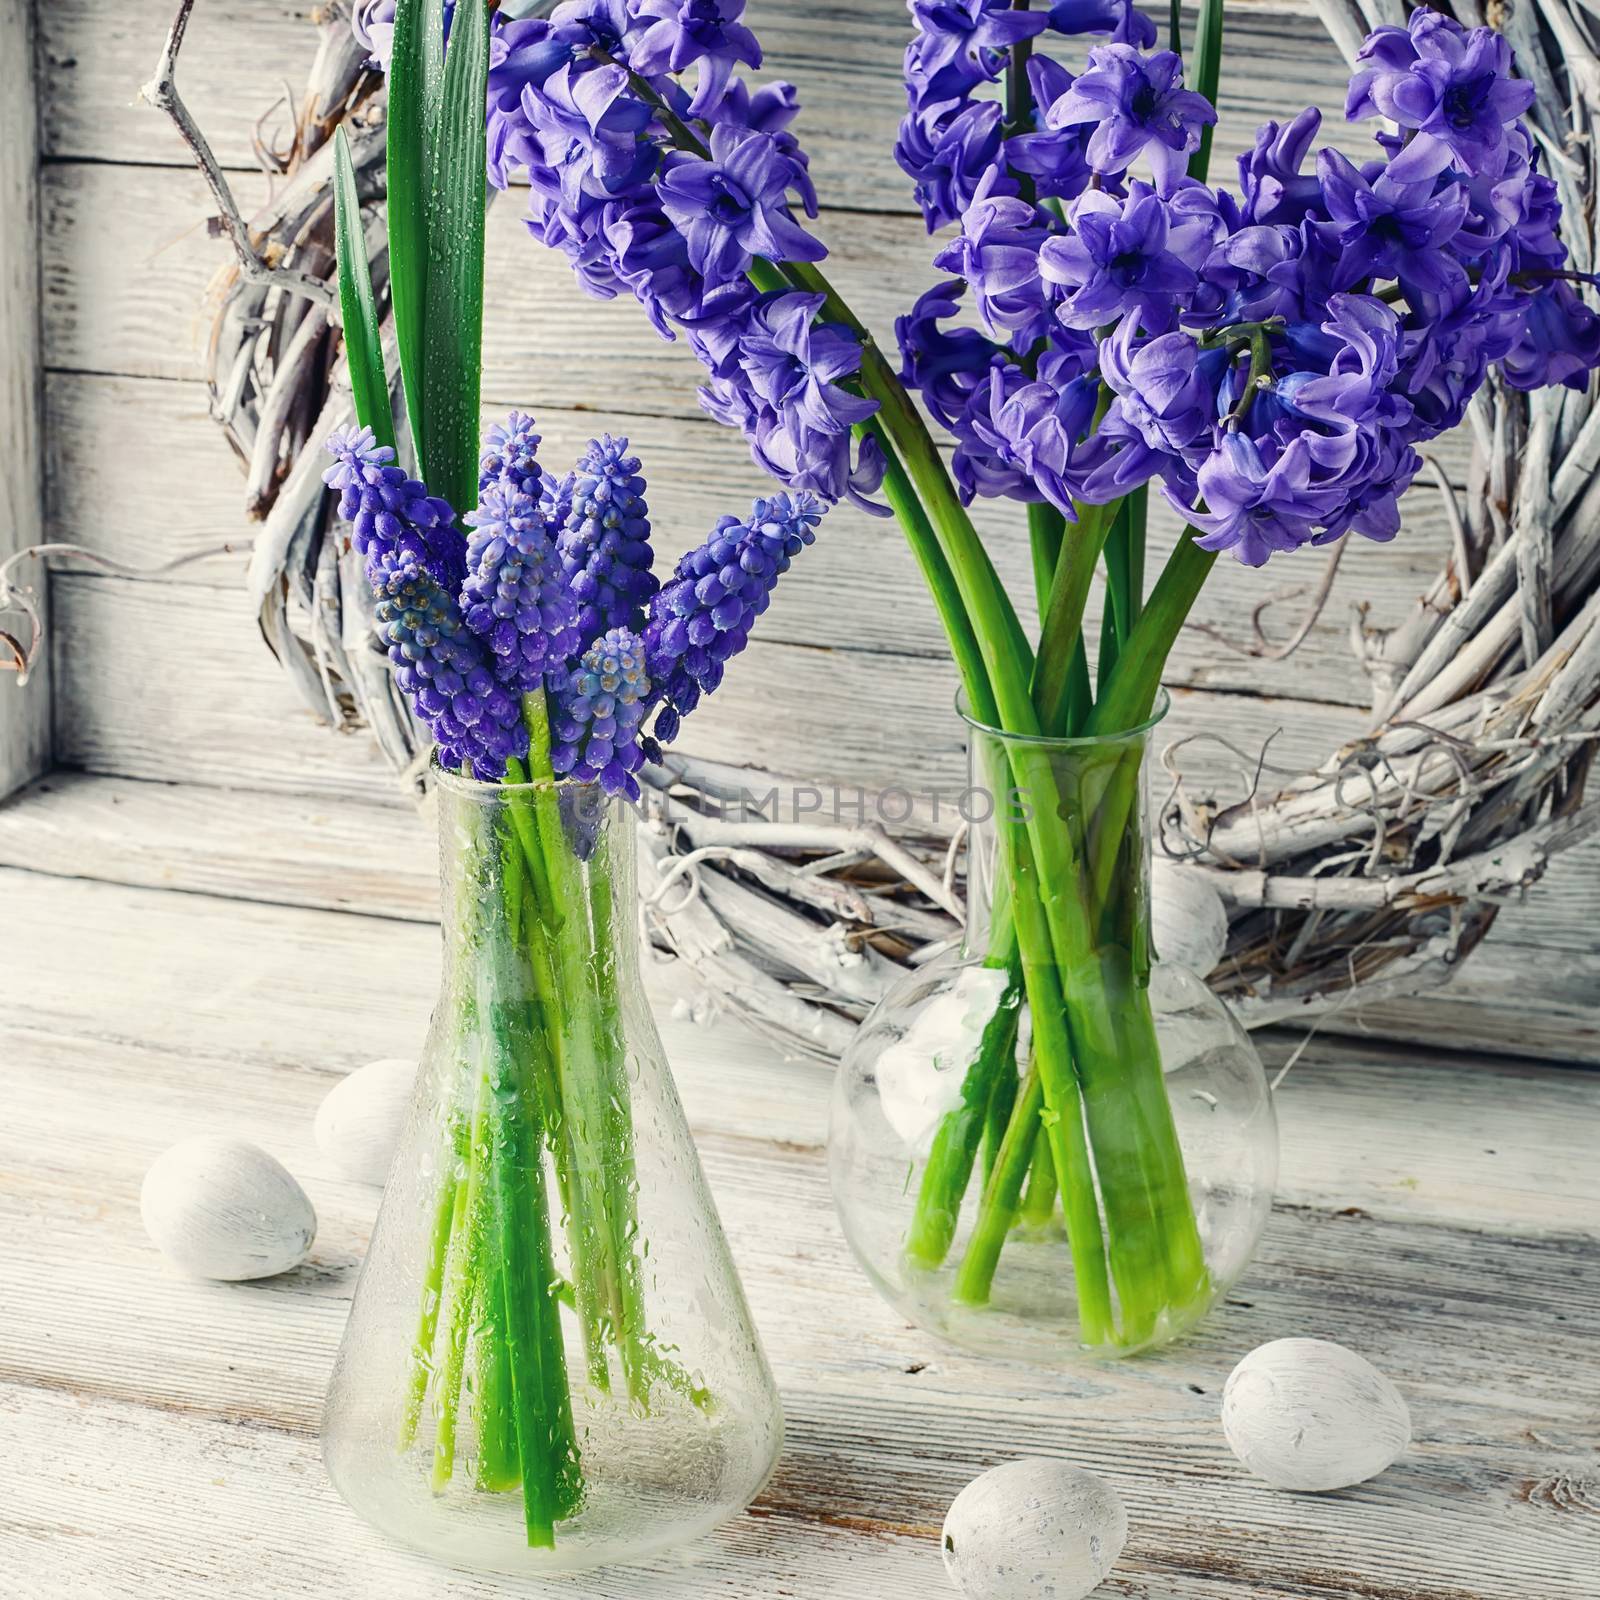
1 0 50 800
19 0 1600 1057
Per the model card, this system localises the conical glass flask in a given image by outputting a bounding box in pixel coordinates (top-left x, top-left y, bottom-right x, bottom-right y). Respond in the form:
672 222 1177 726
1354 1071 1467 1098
324 770 783 1574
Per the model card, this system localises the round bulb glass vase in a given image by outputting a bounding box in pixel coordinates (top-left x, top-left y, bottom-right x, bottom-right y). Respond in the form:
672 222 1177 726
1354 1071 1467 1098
829 694 1278 1362
323 771 782 1574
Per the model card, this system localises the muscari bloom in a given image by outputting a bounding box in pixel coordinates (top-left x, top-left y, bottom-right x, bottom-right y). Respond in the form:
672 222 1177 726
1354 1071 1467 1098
370 549 528 781
552 625 653 798
461 480 584 693
479 410 545 498
556 435 659 645
645 491 824 742
323 426 464 588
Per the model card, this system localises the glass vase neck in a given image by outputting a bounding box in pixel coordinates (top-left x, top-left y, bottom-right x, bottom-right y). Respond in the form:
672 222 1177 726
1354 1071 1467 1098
432 771 638 982
956 695 1166 955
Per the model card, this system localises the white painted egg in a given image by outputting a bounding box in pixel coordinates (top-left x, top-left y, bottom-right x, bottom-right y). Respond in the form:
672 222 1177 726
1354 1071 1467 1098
141 1136 316 1280
941 1458 1127 1600
1222 1337 1411 1491
314 1057 416 1186
1151 857 1230 976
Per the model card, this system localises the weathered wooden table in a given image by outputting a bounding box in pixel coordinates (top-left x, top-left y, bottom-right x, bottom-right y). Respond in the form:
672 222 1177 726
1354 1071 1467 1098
4 851 1598 1598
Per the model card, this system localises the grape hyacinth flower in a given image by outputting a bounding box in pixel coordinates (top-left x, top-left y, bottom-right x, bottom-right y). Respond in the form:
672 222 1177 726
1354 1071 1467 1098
645 491 824 743
461 480 584 693
557 435 659 645
479 410 545 498
323 426 465 588
369 549 527 781
552 626 653 798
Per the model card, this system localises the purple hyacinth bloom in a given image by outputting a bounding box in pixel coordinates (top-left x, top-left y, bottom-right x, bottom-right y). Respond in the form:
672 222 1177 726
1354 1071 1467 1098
645 491 824 742
738 292 878 438
935 176 1060 347
478 410 544 498
1042 185 1215 333
630 0 761 118
1004 54 1094 207
896 99 1007 233
461 481 584 693
551 625 653 799
1088 315 1227 497
352 0 397 69
657 124 826 285
897 280 1005 435
370 548 528 781
1046 1 1156 47
1238 107 1325 226
905 0 1048 108
1042 44 1215 190
1347 12 1534 183
556 434 660 645
1271 295 1411 435
323 427 464 588
965 360 1102 515
1317 148 1469 297
1501 280 1600 392
1180 433 1339 567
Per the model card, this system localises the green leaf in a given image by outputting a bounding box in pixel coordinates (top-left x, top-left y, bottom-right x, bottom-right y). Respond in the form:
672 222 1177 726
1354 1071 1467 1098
1187 0 1225 184
422 0 490 519
332 127 395 451
386 0 446 467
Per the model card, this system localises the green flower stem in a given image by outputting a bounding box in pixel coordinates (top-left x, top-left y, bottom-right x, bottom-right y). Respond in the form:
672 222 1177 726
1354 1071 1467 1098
1098 486 1147 692
399 1130 463 1450
1027 502 1065 617
1085 529 1219 914
768 259 1208 1348
503 757 615 1391
1019 1118 1058 1228
474 1252 521 1491
952 1067 1043 1304
903 994 1021 1268
1187 0 1226 186
1033 496 1116 735
583 828 652 1403
980 1046 1020 1183
859 415 1000 726
431 1040 494 1490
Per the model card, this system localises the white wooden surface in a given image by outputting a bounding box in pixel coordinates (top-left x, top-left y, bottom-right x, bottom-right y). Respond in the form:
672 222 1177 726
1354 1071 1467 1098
3 855 1599 1599
1 0 49 800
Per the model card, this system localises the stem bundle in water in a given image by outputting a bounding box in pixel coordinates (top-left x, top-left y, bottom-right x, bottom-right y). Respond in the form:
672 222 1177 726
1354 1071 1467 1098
395 775 697 1546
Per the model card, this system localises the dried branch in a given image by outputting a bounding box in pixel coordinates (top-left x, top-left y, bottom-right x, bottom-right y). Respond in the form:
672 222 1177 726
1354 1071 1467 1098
142 0 335 309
